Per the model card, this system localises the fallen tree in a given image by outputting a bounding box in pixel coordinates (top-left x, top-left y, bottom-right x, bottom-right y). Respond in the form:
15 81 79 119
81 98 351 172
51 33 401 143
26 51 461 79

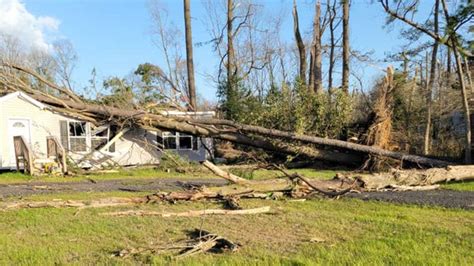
1 164 472 212
0 63 450 168
355 165 474 190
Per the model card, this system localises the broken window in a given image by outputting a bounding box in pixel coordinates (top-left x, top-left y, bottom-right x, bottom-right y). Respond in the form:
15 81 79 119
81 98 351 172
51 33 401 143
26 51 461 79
160 131 198 150
69 122 87 152
91 125 110 151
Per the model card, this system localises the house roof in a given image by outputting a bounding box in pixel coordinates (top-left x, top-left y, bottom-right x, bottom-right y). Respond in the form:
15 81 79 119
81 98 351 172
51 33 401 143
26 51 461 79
0 92 47 110
0 92 216 120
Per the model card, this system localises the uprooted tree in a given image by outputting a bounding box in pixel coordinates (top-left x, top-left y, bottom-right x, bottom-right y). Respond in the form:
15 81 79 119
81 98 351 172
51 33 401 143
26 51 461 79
0 63 473 193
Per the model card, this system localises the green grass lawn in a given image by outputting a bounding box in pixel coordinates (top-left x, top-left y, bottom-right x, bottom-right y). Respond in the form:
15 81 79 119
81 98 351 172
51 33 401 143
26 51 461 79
0 168 217 184
441 180 474 191
0 191 472 265
0 167 337 184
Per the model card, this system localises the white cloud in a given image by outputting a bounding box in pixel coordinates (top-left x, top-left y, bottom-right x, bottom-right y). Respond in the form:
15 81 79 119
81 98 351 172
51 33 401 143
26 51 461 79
0 0 60 53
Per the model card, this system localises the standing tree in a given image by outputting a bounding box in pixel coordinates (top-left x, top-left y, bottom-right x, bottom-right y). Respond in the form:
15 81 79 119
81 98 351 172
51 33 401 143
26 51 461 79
423 0 440 155
309 0 323 93
327 0 340 91
183 0 197 110
293 0 307 86
341 0 350 93
52 39 78 92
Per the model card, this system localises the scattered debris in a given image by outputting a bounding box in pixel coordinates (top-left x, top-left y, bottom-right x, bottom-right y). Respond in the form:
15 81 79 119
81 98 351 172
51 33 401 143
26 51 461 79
309 237 326 243
202 160 250 185
100 206 271 217
113 229 240 259
0 197 146 210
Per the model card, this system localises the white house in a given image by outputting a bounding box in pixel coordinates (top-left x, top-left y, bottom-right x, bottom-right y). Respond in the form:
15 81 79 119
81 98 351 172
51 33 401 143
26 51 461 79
0 92 214 172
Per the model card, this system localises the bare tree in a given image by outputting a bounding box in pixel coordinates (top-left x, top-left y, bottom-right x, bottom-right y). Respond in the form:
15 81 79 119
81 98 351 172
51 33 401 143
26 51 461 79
327 0 340 90
149 0 187 105
183 0 197 110
53 39 78 92
308 0 323 93
423 0 440 156
341 0 350 93
292 0 306 86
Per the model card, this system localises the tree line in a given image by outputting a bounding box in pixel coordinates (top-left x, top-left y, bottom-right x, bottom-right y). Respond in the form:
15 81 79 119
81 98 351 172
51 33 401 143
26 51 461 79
0 0 472 164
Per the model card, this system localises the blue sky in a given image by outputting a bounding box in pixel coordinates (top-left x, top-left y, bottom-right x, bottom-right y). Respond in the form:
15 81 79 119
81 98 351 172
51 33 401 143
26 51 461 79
19 0 434 100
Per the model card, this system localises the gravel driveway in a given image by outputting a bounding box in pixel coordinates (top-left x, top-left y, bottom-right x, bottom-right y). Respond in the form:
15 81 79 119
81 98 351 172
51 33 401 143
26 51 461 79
0 178 472 209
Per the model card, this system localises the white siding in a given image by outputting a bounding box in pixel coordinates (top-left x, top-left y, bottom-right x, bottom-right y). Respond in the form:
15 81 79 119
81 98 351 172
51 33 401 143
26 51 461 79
110 129 160 166
0 94 161 168
0 95 69 168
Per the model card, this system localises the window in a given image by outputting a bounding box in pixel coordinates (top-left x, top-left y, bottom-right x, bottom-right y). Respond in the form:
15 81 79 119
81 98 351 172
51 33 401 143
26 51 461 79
64 121 113 153
13 122 25 128
91 125 110 151
160 131 199 150
69 122 87 152
163 132 177 149
179 134 192 149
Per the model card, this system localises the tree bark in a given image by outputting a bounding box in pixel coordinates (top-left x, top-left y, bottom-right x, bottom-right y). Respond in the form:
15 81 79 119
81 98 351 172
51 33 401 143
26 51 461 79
327 0 337 90
183 0 197 110
357 165 474 190
227 0 235 90
202 160 250 185
463 55 473 94
423 0 439 156
341 0 350 93
293 0 307 85
452 42 472 164
191 118 450 167
309 0 323 93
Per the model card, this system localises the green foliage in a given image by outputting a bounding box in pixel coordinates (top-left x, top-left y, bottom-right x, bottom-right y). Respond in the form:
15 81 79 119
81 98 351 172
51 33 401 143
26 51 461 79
134 63 169 104
218 76 353 138
100 77 135 107
217 76 260 121
157 150 200 172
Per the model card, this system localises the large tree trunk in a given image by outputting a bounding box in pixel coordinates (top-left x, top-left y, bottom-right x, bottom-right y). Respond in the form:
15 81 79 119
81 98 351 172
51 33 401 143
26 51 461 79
341 0 350 93
357 165 474 190
190 118 450 167
308 0 323 93
327 0 337 91
452 42 472 164
293 0 307 85
227 0 235 91
423 0 439 156
17 92 361 165
183 0 197 110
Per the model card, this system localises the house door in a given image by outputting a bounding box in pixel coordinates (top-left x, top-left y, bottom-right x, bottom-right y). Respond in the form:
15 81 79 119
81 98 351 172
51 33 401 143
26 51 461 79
7 119 31 167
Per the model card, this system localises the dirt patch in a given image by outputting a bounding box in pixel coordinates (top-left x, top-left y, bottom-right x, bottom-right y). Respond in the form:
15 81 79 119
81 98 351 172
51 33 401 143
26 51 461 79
0 178 227 198
348 190 474 210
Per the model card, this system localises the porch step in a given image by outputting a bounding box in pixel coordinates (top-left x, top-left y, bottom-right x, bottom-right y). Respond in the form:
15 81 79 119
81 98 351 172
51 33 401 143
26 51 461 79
34 158 56 164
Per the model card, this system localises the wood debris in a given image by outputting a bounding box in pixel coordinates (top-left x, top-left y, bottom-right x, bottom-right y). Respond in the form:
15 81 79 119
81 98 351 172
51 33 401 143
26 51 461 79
113 229 239 259
100 206 271 217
